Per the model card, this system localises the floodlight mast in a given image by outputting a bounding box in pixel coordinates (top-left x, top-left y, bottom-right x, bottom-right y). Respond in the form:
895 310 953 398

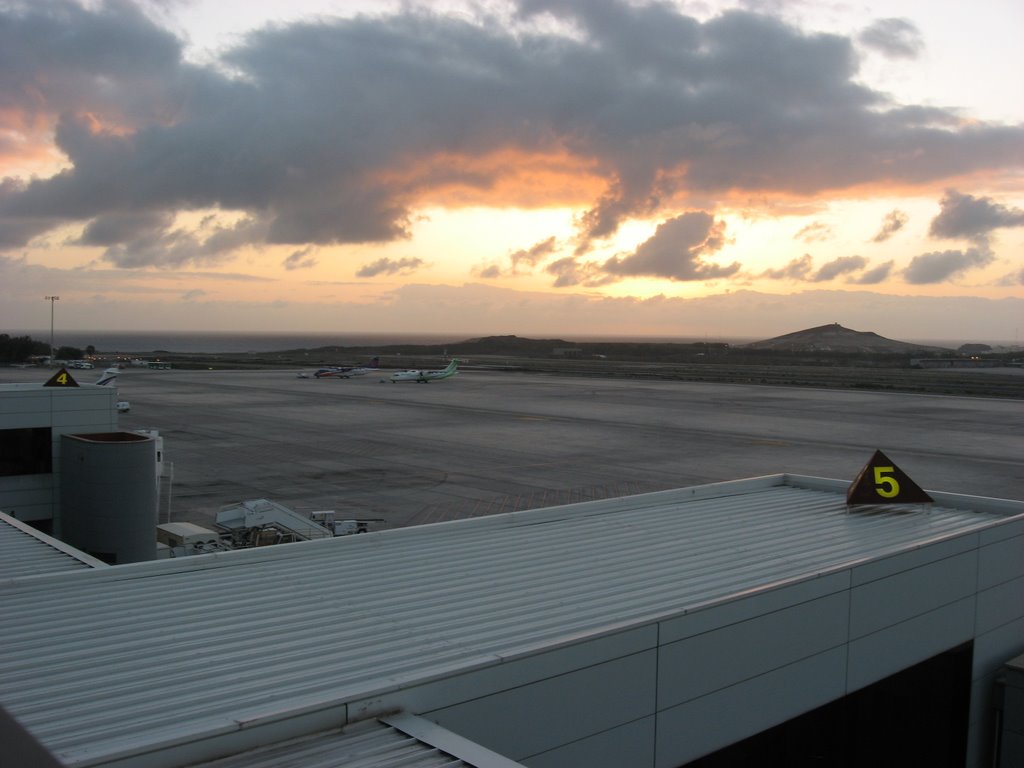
44 295 59 365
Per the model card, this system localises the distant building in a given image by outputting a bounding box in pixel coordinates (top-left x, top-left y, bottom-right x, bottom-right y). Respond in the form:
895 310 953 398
911 357 1003 369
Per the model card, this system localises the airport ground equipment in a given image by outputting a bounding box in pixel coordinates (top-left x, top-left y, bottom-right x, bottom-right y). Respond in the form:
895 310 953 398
309 510 386 536
214 498 333 547
156 522 231 557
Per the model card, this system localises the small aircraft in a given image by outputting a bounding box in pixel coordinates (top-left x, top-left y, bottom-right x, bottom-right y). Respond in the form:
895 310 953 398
311 357 380 379
390 359 459 383
95 367 131 412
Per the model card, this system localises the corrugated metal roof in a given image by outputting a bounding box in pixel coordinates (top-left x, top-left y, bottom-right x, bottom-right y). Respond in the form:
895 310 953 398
1 475 1021 767
0 512 106 580
187 719 484 768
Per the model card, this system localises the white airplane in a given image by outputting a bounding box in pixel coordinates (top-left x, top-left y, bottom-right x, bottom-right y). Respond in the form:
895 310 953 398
311 357 380 379
95 367 131 412
390 359 459 383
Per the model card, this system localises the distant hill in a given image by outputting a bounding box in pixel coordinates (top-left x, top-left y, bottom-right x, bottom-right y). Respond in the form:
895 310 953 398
744 323 951 354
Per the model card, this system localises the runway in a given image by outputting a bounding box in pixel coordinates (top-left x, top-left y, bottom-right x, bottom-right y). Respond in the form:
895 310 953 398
37 366 1011 531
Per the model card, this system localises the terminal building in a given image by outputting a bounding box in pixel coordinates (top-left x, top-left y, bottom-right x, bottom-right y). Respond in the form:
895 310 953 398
2 376 1024 766
0 375 119 533
0 373 160 563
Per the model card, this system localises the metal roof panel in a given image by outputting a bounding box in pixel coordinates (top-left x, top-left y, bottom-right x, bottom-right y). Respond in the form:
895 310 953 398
1 475 1021 766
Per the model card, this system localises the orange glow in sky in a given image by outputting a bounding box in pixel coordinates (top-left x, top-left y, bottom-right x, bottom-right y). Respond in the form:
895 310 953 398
0 0 1021 343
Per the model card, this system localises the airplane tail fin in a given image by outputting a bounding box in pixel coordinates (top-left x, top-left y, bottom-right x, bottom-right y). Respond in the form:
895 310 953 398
95 368 119 387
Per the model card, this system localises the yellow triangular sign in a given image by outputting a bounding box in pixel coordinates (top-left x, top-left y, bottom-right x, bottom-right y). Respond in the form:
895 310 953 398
43 367 79 388
847 449 933 506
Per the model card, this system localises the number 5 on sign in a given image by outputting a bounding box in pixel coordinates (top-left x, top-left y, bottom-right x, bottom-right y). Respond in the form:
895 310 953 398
847 450 933 506
873 466 900 498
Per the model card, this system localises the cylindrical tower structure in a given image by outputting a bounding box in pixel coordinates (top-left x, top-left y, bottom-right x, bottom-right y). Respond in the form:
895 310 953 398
60 431 157 564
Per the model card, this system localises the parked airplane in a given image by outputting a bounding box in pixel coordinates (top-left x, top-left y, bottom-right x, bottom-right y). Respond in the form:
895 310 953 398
95 367 131 412
311 357 380 379
390 359 459 383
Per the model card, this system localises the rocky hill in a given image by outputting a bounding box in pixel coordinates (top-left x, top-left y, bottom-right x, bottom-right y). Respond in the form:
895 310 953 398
744 323 951 354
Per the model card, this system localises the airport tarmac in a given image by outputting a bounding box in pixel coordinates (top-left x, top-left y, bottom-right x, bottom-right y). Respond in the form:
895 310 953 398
4 366 1021 531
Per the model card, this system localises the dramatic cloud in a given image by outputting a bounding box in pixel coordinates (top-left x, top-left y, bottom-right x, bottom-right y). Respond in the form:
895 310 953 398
356 257 426 278
903 248 995 284
872 210 908 242
928 190 1024 243
0 1 1021 269
90 215 269 268
603 212 738 281
858 19 924 59
811 255 868 282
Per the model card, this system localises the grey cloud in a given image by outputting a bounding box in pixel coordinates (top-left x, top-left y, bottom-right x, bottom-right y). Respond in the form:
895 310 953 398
77 211 174 246
761 254 813 280
872 209 908 242
99 215 268 268
995 269 1024 287
356 257 426 278
602 212 739 281
511 237 558 272
811 255 868 282
182 289 207 300
851 260 894 284
545 256 615 288
794 221 832 243
476 264 502 279
0 1 1023 267
903 247 995 284
929 190 1024 242
283 247 317 271
475 236 558 280
858 18 923 59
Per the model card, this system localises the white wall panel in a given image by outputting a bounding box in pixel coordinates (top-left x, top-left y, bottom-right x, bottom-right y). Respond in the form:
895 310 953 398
979 517 1024 545
655 647 847 768
524 717 655 768
426 650 657 761
0 393 50 417
0 412 50 429
847 597 975 691
977 575 1024 635
973 616 1024 678
849 533 977 585
659 571 849 645
350 625 657 721
978 534 1024 590
657 591 849 710
849 550 977 638
967 672 1001 768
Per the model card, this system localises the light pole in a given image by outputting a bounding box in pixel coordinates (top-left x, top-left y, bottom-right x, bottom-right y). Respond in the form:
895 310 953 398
44 295 59 364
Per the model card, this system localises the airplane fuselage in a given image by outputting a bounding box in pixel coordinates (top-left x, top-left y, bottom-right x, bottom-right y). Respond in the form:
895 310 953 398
390 360 459 383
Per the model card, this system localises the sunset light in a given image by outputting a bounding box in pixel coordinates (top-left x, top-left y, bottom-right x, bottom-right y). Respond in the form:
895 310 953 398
0 0 1021 343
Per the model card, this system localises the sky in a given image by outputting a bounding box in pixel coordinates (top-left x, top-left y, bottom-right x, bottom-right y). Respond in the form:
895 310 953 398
0 0 1022 344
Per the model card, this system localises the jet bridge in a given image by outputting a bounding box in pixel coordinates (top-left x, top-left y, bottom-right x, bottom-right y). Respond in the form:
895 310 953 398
214 498 333 547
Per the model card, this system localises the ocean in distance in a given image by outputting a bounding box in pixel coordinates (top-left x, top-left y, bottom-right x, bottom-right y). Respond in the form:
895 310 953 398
11 329 759 355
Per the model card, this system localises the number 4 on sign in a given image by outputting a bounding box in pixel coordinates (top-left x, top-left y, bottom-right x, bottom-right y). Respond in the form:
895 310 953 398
846 449 934 506
43 367 79 388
